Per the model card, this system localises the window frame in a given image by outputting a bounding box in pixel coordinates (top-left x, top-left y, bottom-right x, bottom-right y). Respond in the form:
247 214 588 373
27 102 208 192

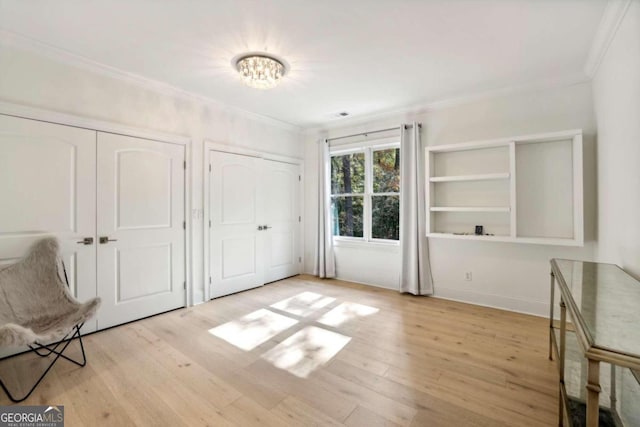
329 137 400 245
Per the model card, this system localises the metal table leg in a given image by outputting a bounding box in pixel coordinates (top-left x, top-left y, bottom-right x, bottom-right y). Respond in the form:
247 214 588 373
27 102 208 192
610 365 617 420
559 296 567 426
586 358 601 426
549 271 555 361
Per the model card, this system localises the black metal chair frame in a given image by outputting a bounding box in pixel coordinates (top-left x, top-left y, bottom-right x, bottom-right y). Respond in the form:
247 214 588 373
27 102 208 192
0 262 89 403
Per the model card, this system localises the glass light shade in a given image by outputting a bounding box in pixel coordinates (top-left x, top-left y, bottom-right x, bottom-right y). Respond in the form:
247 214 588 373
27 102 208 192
236 55 285 89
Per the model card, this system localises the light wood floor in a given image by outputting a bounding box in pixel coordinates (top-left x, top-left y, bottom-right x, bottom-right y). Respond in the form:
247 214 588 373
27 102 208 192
0 275 558 426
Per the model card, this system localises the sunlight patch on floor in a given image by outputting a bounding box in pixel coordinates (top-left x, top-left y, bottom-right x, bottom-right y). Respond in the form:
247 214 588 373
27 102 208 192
317 302 379 327
270 292 336 317
261 326 351 378
208 308 298 351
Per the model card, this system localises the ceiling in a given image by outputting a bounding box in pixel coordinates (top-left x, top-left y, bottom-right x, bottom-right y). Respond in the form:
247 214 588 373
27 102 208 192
0 0 607 128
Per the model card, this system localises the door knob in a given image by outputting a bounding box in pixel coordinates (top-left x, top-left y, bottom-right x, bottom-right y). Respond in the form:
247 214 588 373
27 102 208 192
263 225 272 230
257 225 264 231
76 237 94 245
99 236 118 244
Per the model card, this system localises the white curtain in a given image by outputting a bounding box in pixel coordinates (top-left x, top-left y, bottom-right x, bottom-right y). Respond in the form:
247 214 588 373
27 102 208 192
313 139 336 278
400 123 433 295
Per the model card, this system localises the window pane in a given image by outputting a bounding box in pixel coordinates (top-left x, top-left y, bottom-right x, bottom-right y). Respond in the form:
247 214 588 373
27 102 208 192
331 153 365 194
331 196 364 237
373 148 400 193
372 195 399 240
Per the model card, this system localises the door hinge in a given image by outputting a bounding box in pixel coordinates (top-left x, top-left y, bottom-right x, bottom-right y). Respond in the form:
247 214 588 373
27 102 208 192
209 164 212 172
183 281 186 290
299 175 301 181
183 221 186 229
183 160 186 169
298 257 302 263
209 220 211 228
298 216 301 222
209 276 212 284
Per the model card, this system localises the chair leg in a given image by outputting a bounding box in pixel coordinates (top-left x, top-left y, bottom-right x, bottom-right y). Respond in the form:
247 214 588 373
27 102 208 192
0 325 87 403
29 325 87 367
30 329 74 357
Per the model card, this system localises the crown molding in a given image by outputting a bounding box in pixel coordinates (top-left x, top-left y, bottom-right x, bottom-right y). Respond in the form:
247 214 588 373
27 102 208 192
584 0 632 78
304 73 591 135
0 100 191 145
0 29 302 133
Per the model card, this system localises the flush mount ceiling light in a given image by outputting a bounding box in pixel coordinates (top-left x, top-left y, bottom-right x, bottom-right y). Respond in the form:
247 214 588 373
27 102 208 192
235 54 286 89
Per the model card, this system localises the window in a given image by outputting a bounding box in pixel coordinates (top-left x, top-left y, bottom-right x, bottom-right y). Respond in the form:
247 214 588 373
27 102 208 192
371 147 400 240
330 152 365 238
330 143 400 242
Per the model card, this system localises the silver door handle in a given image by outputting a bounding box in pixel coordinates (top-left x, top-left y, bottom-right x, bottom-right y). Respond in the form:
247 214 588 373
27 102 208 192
99 236 118 244
77 237 94 245
263 225 272 230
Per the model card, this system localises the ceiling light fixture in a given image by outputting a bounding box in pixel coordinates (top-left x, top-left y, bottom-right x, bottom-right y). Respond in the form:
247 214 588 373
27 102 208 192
235 54 286 89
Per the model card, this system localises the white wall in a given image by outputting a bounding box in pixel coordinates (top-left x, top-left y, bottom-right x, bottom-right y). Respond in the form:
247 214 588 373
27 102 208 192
592 1 640 279
0 45 303 304
304 81 597 316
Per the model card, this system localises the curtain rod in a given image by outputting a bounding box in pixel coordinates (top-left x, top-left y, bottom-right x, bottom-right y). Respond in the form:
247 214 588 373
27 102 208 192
326 123 421 143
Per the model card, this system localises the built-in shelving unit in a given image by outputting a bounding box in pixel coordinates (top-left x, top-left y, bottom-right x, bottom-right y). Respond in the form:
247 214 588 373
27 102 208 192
425 129 583 246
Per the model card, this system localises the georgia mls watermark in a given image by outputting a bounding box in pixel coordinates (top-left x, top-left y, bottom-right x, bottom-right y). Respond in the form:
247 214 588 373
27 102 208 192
0 406 64 427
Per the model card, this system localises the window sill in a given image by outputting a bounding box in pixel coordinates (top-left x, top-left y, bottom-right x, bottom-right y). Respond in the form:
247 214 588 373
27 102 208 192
333 238 400 252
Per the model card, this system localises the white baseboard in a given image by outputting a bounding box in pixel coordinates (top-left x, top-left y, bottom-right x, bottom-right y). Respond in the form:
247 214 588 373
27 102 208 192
302 269 547 317
302 269 399 291
434 286 548 318
335 275 399 291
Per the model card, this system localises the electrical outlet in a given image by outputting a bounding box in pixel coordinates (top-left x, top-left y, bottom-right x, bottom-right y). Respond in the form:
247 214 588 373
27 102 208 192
465 272 472 281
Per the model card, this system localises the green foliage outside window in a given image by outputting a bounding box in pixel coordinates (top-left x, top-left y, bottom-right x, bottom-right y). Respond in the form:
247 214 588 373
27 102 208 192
373 148 400 193
331 152 365 237
331 196 364 237
331 152 365 194
372 148 400 240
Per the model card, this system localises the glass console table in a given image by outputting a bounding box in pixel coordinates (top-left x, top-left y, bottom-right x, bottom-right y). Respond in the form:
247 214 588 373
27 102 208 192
549 259 640 426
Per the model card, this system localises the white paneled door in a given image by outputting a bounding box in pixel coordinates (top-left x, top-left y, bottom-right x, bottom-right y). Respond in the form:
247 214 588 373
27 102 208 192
96 132 186 329
0 114 97 333
263 159 300 284
209 151 265 298
208 151 300 299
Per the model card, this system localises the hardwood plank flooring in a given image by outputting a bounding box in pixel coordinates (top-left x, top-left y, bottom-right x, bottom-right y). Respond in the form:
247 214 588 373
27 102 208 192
0 275 558 426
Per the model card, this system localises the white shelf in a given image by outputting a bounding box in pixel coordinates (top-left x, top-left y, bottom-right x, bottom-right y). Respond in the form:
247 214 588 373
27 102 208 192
512 236 583 246
430 206 510 213
427 233 583 246
427 233 511 242
429 173 510 183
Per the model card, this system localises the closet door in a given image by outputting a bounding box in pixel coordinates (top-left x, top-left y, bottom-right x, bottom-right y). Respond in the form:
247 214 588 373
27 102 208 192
263 159 301 283
96 133 185 329
209 151 265 298
0 114 97 333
